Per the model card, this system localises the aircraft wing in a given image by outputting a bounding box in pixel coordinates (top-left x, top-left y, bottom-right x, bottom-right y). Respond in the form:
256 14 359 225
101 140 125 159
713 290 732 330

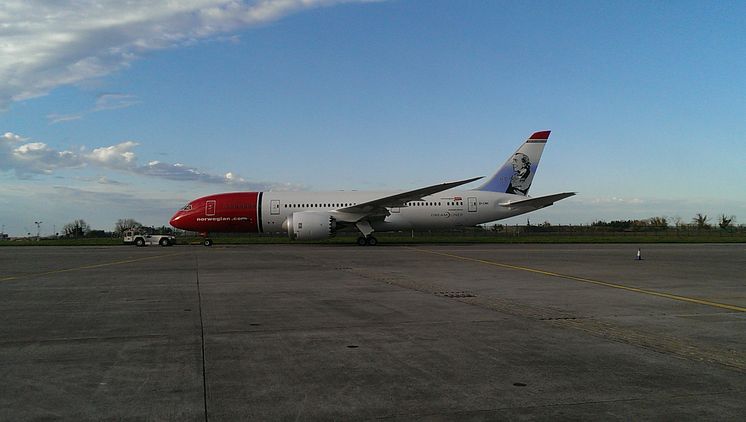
498 192 576 209
335 176 483 219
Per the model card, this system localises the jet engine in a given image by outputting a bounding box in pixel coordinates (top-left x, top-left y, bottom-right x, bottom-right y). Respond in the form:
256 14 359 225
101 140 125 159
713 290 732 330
282 212 337 240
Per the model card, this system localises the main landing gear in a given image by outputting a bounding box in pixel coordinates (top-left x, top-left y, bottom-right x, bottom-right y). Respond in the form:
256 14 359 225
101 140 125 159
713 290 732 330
355 221 378 246
357 236 378 246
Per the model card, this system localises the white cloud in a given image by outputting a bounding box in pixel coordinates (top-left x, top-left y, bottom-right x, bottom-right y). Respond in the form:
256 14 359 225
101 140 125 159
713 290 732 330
95 176 124 185
586 197 644 205
47 113 85 124
47 93 140 124
93 93 140 111
1 135 85 175
87 141 138 169
0 131 300 190
0 0 377 110
2 132 25 143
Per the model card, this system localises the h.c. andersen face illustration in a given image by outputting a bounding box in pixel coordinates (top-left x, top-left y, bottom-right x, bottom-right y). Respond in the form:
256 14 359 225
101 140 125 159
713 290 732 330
507 153 532 194
512 153 530 172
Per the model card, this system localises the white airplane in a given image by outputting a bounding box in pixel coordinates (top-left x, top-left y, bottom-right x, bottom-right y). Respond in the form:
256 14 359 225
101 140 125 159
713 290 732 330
170 131 575 246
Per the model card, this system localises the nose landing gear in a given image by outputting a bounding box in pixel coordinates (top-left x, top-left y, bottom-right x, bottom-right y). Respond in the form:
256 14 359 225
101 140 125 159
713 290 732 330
199 232 213 247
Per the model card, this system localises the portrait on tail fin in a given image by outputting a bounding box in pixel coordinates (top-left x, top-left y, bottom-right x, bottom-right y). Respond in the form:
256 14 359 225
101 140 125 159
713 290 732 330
506 152 531 194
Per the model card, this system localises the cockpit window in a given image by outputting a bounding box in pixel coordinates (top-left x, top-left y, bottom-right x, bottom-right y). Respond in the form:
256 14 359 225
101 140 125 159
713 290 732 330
180 204 193 211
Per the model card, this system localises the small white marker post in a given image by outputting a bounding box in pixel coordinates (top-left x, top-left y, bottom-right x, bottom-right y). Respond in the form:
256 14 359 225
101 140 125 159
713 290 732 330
636 248 642 261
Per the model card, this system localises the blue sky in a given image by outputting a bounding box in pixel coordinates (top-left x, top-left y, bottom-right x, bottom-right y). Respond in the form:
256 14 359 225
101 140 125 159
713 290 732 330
2 0 745 235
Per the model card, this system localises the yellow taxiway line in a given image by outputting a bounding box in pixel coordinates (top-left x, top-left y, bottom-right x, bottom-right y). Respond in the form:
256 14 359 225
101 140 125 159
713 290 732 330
409 247 746 313
0 252 185 282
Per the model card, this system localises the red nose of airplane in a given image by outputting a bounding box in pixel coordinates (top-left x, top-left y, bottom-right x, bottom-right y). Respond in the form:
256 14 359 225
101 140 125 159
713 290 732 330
169 212 185 230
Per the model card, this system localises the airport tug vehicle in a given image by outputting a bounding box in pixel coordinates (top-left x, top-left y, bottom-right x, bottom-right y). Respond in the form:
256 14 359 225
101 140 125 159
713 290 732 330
123 230 175 247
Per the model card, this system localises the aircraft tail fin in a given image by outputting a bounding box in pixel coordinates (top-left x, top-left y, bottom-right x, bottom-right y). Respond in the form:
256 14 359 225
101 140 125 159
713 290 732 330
474 130 550 195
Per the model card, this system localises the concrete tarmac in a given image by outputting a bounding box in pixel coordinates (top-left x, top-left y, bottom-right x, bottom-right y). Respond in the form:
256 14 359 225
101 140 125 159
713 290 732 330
1 244 744 420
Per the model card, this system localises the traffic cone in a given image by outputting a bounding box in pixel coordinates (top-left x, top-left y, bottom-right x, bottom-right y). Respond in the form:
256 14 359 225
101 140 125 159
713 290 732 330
636 248 642 261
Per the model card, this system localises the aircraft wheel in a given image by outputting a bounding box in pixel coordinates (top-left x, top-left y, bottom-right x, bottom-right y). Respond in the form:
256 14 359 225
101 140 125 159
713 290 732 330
366 236 378 246
203 239 213 247
357 236 367 246
135 238 145 247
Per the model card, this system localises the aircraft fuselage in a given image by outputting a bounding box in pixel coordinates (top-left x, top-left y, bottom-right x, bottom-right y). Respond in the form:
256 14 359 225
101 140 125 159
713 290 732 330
170 190 532 234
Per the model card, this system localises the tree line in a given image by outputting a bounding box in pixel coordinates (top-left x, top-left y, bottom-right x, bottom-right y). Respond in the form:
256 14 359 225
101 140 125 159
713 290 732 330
590 213 737 231
48 213 741 238
59 218 178 238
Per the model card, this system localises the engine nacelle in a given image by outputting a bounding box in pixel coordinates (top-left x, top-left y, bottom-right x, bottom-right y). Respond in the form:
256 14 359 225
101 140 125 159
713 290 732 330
282 212 337 241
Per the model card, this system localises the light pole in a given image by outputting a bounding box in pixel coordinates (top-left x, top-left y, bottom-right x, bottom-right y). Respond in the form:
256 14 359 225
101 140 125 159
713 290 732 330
34 221 43 240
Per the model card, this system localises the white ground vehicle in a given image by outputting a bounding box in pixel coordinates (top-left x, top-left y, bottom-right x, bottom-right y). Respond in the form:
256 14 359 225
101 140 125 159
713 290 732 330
123 230 175 247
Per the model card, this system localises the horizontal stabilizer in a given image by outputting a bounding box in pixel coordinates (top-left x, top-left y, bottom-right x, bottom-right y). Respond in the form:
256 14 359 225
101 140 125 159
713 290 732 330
498 192 576 209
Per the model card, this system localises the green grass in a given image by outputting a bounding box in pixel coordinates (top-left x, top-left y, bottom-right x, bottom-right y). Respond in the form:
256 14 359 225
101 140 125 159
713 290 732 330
2 231 744 246
165 232 746 245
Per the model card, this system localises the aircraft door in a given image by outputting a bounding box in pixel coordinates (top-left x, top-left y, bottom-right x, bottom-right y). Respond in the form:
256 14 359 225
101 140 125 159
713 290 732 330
206 200 216 216
467 197 477 212
270 200 280 215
